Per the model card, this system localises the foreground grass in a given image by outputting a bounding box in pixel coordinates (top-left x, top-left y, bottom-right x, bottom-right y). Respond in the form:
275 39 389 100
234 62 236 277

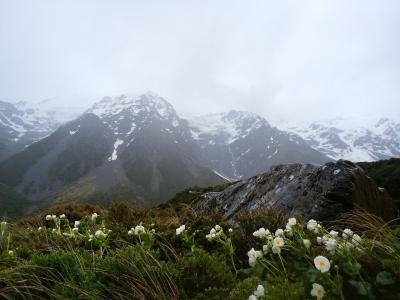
0 202 399 299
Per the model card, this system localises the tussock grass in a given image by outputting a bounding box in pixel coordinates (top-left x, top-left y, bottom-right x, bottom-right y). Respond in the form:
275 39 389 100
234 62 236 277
0 202 399 299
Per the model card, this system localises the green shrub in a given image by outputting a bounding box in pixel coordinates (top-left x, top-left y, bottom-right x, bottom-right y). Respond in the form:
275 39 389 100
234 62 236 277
176 249 235 298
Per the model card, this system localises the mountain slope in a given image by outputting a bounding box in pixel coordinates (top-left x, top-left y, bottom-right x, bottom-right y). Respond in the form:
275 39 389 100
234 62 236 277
0 113 114 200
0 93 224 206
186 111 331 179
285 117 400 162
0 100 60 161
0 183 30 217
86 92 224 205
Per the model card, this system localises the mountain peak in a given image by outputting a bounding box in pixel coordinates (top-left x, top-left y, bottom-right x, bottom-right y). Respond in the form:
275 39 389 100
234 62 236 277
86 93 183 141
88 92 177 120
224 110 269 126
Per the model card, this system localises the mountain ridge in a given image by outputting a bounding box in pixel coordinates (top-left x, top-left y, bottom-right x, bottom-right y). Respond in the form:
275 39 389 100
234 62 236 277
284 116 400 162
1 92 398 209
0 94 225 206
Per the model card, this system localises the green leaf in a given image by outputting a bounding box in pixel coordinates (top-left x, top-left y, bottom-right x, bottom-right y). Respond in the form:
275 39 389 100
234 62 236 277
376 271 395 286
292 261 308 272
252 262 265 277
307 269 319 282
348 280 371 296
238 263 265 278
342 261 361 276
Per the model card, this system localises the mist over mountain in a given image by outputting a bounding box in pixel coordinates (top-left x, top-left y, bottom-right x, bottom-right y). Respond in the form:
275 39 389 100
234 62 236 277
0 92 398 210
0 93 224 206
0 100 59 161
0 92 334 206
284 117 400 162
186 111 330 179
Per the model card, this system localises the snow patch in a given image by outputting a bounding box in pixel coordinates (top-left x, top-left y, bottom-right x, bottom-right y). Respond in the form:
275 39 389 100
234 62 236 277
108 139 124 161
213 170 233 182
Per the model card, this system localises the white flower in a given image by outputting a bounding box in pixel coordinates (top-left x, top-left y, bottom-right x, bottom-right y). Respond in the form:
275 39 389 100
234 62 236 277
275 228 284 236
273 236 284 248
38 227 43 231
253 284 265 297
253 227 271 239
314 256 331 273
134 225 146 235
248 295 257 300
95 230 106 238
287 217 297 226
176 225 186 236
271 236 284 254
247 248 263 267
72 227 79 233
206 233 214 240
307 219 320 233
52 228 56 233
91 213 98 221
329 230 339 238
206 225 223 241
228 228 233 233
272 245 281 254
262 244 269 254
310 283 325 299
285 225 293 236
325 238 337 253
51 215 57 220
303 239 311 249
352 234 362 245
8 250 14 256
128 229 134 235
59 214 66 219
45 215 52 221
343 228 353 239
316 237 323 245
74 221 80 228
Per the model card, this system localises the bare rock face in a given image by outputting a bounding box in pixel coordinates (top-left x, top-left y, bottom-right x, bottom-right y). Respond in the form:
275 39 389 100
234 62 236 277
191 160 395 221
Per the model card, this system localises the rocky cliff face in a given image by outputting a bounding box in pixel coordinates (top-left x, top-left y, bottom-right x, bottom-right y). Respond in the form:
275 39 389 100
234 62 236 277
191 160 395 221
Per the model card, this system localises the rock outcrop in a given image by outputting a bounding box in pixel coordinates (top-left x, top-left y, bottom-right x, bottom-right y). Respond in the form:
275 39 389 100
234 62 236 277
191 160 395 221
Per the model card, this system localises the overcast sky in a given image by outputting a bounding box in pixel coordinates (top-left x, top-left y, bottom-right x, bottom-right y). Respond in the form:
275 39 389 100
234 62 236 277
1 0 399 124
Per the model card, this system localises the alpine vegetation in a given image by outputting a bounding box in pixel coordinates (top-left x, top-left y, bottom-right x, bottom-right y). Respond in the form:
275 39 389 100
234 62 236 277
0 203 399 299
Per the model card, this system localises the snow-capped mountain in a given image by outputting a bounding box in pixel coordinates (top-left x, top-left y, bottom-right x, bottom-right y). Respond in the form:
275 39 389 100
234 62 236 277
0 100 59 160
86 92 192 162
15 97 85 123
0 97 84 161
0 92 224 206
186 111 331 179
285 117 400 162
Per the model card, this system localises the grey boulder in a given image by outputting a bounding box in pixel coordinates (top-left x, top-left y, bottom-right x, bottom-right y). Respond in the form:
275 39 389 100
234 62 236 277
191 160 395 221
